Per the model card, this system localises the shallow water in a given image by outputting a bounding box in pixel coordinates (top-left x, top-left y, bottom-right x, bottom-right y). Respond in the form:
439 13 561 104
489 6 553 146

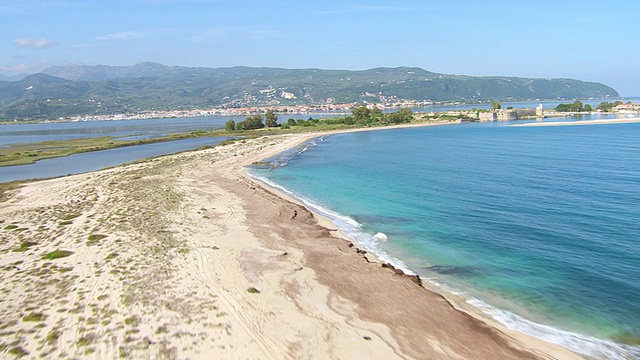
0 137 229 183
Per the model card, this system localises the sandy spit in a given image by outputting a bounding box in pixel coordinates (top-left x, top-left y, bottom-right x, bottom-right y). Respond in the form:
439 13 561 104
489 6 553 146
0 125 582 359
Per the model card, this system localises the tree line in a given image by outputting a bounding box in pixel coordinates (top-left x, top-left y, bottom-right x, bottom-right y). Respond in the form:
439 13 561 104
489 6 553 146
555 100 628 112
224 106 415 132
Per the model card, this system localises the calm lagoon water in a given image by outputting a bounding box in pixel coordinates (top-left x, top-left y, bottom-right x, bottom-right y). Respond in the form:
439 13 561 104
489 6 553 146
0 137 229 183
0 113 344 182
0 113 346 147
251 120 640 359
0 116 228 147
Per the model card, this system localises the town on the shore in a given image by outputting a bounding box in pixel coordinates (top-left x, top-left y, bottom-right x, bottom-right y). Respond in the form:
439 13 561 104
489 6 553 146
39 99 640 123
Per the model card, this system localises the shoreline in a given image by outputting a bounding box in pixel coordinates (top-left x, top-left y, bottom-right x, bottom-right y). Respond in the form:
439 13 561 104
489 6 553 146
241 130 589 359
0 123 583 359
246 127 639 359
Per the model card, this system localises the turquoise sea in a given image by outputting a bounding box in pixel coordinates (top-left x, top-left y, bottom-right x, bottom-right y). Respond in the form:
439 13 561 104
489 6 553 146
250 121 640 359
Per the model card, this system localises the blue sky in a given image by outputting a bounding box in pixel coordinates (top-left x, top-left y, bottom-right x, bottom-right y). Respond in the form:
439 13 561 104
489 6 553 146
1 0 638 95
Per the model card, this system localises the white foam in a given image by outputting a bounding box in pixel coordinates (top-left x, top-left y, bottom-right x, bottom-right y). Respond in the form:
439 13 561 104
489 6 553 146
374 232 388 241
466 298 640 359
249 173 415 276
249 172 640 359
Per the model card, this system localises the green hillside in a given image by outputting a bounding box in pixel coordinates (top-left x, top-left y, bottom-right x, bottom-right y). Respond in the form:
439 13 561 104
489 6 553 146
0 63 619 121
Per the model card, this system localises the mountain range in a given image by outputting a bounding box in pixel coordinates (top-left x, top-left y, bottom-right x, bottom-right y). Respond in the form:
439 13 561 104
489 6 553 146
0 62 619 121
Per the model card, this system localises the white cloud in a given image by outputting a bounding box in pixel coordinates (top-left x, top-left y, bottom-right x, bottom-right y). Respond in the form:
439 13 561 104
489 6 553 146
13 38 32 47
95 31 141 41
13 37 54 49
33 38 54 48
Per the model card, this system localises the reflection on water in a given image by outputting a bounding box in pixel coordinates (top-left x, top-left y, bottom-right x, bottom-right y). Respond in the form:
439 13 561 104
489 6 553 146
0 137 229 183
0 116 231 147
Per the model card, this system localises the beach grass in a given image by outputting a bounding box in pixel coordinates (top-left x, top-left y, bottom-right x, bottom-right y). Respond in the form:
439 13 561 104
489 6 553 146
42 250 74 260
0 182 20 202
87 234 107 245
22 312 47 322
14 241 38 252
7 346 29 358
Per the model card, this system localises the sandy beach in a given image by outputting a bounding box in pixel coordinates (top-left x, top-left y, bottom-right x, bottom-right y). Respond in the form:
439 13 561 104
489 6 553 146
0 128 583 359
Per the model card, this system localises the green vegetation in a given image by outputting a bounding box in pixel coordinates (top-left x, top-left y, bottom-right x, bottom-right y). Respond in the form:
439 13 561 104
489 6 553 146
124 316 139 326
22 312 47 322
46 329 60 345
324 106 414 126
7 346 29 358
104 252 119 261
87 234 107 245
597 100 625 112
0 130 224 167
14 241 37 252
0 63 619 121
62 213 81 221
555 100 587 112
554 101 594 112
265 110 278 127
226 107 415 134
3 224 18 230
247 287 261 294
235 115 265 130
225 119 236 132
0 182 20 202
491 101 502 110
42 249 74 260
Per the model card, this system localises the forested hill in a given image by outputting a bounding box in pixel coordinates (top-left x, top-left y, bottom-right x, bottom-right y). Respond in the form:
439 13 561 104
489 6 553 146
0 62 619 120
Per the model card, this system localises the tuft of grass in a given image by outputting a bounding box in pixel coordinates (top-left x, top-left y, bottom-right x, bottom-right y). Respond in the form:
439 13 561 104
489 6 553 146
104 252 119 261
155 325 169 334
42 250 74 260
87 234 107 245
7 346 29 358
46 329 60 345
3 224 18 230
76 337 90 347
61 213 81 221
124 316 139 326
58 221 73 226
22 312 47 322
14 241 37 252
247 287 261 294
0 182 20 202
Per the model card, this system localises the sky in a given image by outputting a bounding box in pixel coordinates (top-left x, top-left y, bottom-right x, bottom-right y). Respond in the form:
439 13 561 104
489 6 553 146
1 0 638 95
